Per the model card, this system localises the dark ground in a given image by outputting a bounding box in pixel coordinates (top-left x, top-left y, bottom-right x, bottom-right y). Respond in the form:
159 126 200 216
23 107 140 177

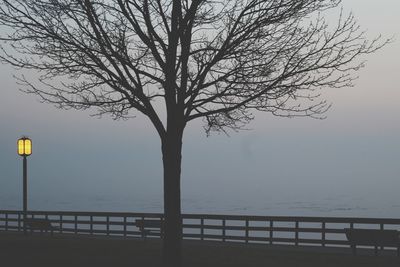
1 231 399 267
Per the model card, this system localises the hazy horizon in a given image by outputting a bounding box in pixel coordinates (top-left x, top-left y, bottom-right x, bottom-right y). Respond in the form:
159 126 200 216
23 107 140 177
1 0 399 217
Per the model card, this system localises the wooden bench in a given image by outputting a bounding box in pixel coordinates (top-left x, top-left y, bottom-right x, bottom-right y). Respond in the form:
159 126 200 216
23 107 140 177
24 218 57 235
135 219 163 238
345 228 400 256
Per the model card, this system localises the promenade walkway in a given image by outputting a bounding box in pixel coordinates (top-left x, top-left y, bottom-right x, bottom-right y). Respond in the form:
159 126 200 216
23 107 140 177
1 231 399 267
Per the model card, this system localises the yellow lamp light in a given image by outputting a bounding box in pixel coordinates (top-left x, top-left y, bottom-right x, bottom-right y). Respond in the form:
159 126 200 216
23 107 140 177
17 137 32 156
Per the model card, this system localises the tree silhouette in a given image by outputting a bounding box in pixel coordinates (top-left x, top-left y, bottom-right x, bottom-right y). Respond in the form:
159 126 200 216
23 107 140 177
0 0 387 266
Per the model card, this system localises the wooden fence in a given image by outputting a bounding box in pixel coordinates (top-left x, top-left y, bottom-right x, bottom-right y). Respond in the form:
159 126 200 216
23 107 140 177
1 210 400 249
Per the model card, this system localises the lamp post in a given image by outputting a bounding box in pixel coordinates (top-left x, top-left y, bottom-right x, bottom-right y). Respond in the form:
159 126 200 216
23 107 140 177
17 137 32 235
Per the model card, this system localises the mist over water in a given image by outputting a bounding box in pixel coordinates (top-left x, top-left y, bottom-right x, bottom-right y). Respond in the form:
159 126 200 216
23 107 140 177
1 191 400 218
1 0 400 220
1 116 400 219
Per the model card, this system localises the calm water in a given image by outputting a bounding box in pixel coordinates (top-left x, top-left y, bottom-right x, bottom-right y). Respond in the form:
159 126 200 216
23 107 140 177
1 193 400 218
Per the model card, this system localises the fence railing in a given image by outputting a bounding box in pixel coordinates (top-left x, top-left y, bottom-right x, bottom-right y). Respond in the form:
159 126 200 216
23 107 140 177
1 210 400 249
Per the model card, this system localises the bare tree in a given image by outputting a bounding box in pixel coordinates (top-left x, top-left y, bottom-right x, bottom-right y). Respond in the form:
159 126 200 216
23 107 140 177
0 0 387 266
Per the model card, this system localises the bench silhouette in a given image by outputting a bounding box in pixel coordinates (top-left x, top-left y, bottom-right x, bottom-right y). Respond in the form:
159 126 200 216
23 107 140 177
135 219 163 238
345 228 400 256
24 218 57 235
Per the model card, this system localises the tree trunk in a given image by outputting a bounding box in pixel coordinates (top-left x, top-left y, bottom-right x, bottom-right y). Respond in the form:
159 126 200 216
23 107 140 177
161 128 183 267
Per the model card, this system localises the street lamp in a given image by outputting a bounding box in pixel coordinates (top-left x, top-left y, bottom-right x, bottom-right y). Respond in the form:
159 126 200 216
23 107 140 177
17 137 32 235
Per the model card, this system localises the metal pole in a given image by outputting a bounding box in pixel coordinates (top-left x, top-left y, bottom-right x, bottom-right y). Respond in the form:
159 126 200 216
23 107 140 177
23 155 27 235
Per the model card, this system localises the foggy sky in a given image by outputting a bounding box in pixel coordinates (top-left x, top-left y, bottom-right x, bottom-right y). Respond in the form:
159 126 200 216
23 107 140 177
0 0 399 215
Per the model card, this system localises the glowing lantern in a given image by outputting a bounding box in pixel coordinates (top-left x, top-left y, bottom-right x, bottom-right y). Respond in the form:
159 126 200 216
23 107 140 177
17 137 32 156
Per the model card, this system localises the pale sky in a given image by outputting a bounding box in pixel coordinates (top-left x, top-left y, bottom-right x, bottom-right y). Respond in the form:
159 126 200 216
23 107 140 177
0 0 399 216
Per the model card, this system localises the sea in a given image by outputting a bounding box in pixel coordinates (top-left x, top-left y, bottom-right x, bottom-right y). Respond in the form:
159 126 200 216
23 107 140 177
1 193 400 219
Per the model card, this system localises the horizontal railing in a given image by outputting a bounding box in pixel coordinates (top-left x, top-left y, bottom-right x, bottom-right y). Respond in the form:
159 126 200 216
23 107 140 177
1 210 400 250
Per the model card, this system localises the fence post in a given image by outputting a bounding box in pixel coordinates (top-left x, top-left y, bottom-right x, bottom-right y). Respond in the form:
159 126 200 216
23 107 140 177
322 222 326 247
158 216 162 238
74 215 78 234
269 220 273 245
45 214 49 234
245 219 249 244
18 213 21 232
295 221 299 246
123 216 127 237
60 215 63 234
380 223 384 251
5 213 8 231
90 216 93 235
141 216 145 238
106 216 110 236
222 219 226 242
200 218 204 241
349 222 354 249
